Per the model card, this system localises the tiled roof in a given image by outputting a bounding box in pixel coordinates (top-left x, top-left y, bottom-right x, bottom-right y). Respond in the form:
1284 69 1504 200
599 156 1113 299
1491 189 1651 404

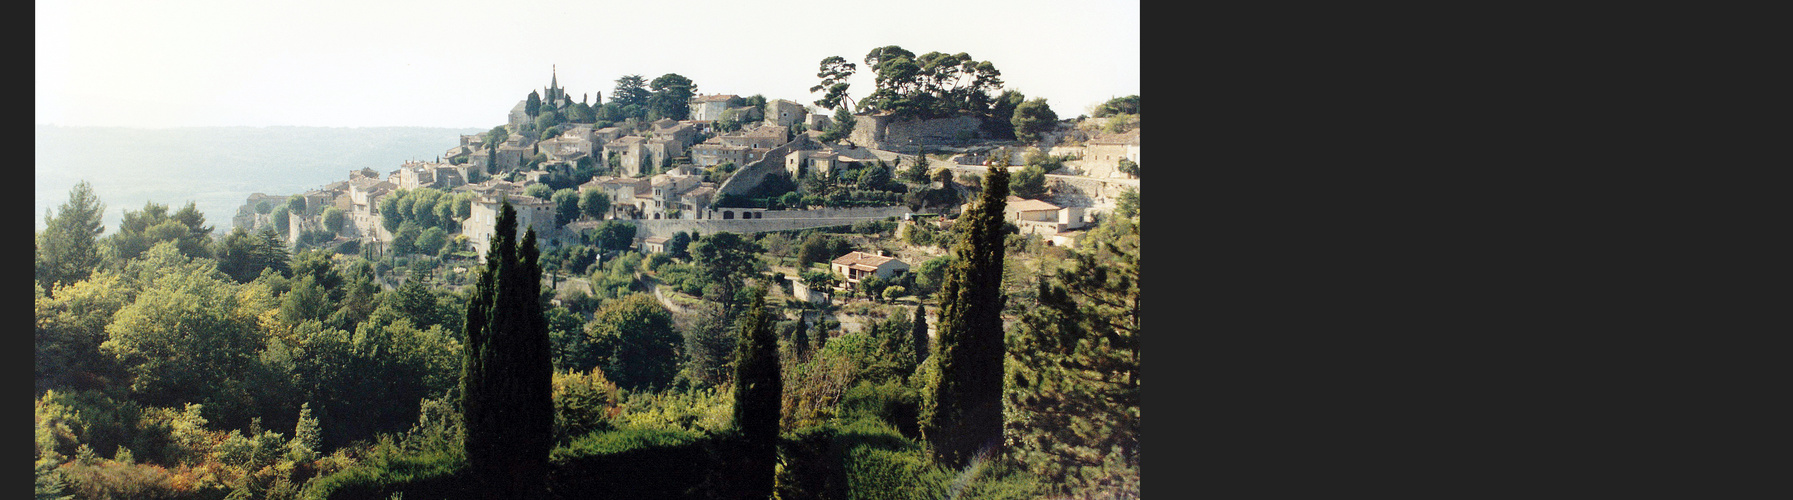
692 94 738 103
831 251 902 269
1087 128 1141 145
1005 195 1061 213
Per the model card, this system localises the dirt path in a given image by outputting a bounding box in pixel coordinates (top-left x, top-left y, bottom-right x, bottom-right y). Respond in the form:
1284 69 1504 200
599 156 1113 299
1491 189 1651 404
635 273 693 315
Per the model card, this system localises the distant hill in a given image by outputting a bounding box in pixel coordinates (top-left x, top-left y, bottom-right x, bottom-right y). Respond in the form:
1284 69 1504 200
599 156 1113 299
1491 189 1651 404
35 125 484 232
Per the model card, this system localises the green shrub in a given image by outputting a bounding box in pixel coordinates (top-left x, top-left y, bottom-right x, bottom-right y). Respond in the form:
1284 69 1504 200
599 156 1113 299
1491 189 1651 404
549 427 726 498
298 438 466 500
552 368 620 444
57 458 188 500
840 380 920 439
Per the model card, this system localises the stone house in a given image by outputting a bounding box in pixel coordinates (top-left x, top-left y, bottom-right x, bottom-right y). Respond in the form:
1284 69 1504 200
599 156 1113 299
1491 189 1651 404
593 127 626 146
581 176 649 219
689 94 739 121
393 161 469 191
508 100 532 130
443 144 478 164
645 138 683 173
638 235 669 253
691 139 753 167
349 178 396 240
651 118 700 150
787 150 838 179
989 195 1089 240
469 148 493 171
765 99 806 127
679 185 716 217
464 194 558 262
643 173 702 219
1081 128 1141 179
719 124 789 150
603 136 648 176
804 109 833 130
537 133 593 163
830 251 910 292
495 134 536 172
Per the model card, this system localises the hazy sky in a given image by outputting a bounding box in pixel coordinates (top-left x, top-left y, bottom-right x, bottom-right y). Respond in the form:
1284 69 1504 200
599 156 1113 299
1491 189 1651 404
37 0 1140 129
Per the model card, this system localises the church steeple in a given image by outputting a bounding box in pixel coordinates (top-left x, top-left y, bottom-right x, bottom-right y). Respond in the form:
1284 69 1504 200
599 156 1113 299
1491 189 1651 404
544 65 564 105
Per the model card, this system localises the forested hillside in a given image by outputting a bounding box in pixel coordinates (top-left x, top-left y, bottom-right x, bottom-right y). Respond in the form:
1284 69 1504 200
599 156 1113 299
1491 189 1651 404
35 167 1140 498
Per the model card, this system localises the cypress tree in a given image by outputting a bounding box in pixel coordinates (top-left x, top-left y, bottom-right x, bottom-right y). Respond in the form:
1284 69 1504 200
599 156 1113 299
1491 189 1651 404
921 163 1010 469
792 316 811 361
461 202 553 499
911 303 930 365
730 285 781 499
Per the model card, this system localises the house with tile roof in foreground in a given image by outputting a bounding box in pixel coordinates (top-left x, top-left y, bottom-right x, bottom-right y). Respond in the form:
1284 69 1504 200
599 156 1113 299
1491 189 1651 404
830 251 910 292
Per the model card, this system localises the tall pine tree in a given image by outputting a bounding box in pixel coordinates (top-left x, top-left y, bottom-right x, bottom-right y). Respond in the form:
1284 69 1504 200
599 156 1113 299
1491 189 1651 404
731 285 781 499
461 202 553 499
37 181 106 294
921 163 1010 469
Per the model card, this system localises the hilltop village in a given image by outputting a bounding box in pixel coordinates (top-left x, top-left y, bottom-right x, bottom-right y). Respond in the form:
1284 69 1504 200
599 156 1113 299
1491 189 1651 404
38 61 1144 499
232 69 1140 266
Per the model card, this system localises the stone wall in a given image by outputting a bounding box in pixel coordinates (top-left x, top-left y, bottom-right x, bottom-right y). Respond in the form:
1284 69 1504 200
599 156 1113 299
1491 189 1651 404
621 204 914 239
850 114 984 150
714 134 815 197
937 163 1138 212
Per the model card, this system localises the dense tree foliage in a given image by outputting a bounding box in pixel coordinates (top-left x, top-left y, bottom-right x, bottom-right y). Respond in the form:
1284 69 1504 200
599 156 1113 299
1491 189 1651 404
588 220 638 252
378 188 470 237
688 232 766 317
108 201 213 264
551 188 580 226
1010 163 1050 199
460 202 553 499
1115 188 1140 219
1092 95 1140 117
212 227 291 283
859 46 1005 121
38 182 107 293
579 188 610 221
1011 98 1059 142
1006 216 1140 496
921 164 1010 469
611 75 650 110
647 73 697 121
586 293 680 392
810 55 858 113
